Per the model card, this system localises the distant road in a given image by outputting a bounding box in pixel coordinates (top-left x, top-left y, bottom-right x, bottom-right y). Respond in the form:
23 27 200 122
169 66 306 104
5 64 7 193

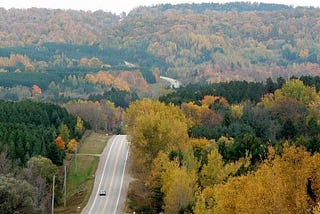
81 135 130 214
160 76 181 88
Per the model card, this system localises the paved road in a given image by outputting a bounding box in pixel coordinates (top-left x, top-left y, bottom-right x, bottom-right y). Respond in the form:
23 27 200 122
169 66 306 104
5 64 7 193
81 135 130 214
159 76 181 88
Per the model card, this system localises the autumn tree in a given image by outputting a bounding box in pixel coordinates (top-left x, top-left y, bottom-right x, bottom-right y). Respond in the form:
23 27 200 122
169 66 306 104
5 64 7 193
65 100 122 132
230 104 244 120
181 101 223 128
279 79 319 105
200 147 247 188
100 100 120 132
55 136 65 150
260 79 320 139
67 138 79 153
314 202 320 214
261 79 319 108
161 161 197 214
181 102 203 126
189 138 212 166
146 151 170 212
195 144 320 213
32 84 42 97
125 99 189 176
202 95 229 111
74 116 85 138
307 101 320 131
65 100 104 131
58 123 70 143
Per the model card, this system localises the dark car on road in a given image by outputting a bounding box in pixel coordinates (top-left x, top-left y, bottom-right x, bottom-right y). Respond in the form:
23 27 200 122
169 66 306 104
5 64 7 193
99 190 106 196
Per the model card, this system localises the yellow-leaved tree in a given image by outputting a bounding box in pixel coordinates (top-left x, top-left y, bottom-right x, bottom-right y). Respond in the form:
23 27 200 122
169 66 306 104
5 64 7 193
67 138 79 153
195 143 320 214
261 79 320 108
74 116 85 137
230 104 244 120
200 147 248 188
161 160 197 214
124 99 189 176
181 101 224 128
125 99 192 212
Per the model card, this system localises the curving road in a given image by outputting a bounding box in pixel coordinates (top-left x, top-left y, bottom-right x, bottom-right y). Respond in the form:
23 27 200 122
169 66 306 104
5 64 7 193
159 76 181 88
81 135 130 214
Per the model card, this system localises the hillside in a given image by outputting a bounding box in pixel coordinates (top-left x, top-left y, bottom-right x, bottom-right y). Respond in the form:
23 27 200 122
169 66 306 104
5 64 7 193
125 78 320 213
117 4 320 83
0 3 319 97
0 4 320 213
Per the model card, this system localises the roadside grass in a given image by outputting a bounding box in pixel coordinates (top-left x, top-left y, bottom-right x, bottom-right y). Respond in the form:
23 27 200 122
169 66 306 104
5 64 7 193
79 132 109 154
55 132 109 214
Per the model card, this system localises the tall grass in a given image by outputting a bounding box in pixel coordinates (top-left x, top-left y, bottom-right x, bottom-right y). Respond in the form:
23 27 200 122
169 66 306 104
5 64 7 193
55 132 109 213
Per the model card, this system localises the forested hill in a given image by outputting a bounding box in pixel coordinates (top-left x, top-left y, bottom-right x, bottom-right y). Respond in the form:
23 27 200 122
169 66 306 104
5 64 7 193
0 8 119 46
0 2 319 86
155 2 292 12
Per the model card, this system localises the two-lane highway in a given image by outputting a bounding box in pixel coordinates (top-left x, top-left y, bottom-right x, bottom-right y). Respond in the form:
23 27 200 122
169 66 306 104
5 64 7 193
82 135 130 214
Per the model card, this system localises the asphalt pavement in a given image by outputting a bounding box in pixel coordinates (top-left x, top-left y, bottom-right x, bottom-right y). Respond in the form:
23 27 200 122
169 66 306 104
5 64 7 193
81 135 130 214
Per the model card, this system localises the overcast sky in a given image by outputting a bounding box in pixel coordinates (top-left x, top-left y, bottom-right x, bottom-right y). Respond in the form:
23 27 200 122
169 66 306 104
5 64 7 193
1 0 319 14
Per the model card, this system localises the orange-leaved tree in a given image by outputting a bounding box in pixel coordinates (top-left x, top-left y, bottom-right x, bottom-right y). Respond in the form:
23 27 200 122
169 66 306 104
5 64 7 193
67 139 79 153
32 84 42 96
55 136 65 150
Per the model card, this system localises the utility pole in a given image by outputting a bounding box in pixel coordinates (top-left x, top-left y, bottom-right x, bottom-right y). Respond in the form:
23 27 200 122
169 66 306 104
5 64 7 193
52 175 55 214
75 145 78 175
64 165 67 207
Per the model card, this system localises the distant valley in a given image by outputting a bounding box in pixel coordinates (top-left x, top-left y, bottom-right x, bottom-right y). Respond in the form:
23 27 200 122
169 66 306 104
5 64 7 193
0 3 319 101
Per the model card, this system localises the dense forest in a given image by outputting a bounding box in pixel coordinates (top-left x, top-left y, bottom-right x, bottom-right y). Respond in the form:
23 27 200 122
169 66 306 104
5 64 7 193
0 3 319 101
125 77 320 213
0 100 88 213
0 2 320 213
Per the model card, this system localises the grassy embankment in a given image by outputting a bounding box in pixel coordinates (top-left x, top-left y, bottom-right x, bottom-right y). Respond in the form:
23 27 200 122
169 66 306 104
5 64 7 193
55 132 110 214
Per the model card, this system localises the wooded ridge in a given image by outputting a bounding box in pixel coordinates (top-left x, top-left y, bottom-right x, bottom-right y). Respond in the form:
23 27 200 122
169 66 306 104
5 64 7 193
0 2 319 88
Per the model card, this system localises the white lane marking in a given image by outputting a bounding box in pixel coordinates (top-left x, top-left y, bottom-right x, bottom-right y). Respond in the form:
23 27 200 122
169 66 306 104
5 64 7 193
87 135 119 214
113 139 130 214
101 135 125 213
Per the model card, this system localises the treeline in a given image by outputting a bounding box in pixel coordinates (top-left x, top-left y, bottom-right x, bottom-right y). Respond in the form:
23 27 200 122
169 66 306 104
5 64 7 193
0 71 151 103
1 3 319 89
0 43 164 77
88 87 138 108
125 77 320 213
0 100 86 165
0 100 89 213
157 2 292 12
123 5 320 83
160 76 320 105
0 8 119 46
64 99 124 133
0 156 60 213
0 72 61 90
0 42 158 101
0 42 159 85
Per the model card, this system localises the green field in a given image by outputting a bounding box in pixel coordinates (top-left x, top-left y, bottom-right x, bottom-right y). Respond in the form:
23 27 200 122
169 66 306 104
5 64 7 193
55 132 110 214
